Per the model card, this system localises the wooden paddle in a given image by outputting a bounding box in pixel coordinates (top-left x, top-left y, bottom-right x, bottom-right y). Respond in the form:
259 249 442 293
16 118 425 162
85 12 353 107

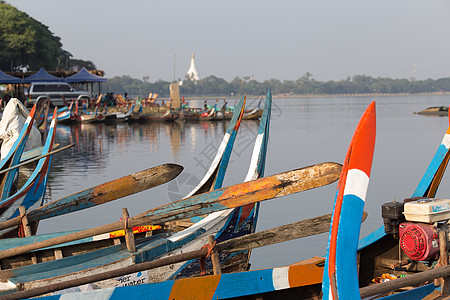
0 162 341 260
219 211 368 253
0 163 183 232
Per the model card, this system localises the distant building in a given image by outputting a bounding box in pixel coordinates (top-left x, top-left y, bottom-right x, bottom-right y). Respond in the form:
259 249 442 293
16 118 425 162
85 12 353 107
186 54 200 81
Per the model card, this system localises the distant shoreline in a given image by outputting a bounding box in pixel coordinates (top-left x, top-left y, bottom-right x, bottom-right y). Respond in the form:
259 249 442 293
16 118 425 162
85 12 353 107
160 91 450 101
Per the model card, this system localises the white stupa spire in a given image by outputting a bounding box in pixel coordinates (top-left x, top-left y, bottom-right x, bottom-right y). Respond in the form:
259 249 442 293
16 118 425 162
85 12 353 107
186 53 200 81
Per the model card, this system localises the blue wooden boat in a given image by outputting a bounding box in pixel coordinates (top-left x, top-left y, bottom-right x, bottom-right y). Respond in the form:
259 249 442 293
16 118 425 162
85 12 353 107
43 103 72 123
0 104 38 201
0 108 57 220
0 108 58 239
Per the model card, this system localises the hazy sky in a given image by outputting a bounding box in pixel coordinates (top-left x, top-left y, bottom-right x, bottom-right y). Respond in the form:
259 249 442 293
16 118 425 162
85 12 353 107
6 0 450 82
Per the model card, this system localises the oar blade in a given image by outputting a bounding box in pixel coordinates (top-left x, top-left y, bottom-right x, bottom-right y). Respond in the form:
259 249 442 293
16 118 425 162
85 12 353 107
27 163 183 222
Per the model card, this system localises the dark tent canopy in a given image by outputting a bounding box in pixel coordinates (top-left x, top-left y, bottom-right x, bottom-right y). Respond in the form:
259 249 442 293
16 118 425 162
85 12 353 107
23 68 63 83
65 67 107 83
0 70 22 84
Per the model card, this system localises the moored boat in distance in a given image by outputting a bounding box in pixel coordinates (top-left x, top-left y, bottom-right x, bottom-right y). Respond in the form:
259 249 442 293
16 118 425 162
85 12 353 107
416 106 449 116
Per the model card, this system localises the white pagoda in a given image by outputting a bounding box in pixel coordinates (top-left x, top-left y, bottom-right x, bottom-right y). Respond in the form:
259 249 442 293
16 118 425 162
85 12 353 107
186 54 200 81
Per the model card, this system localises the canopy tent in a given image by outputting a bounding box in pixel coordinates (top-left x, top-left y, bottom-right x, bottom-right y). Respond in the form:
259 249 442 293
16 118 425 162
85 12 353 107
65 67 107 83
0 70 22 84
23 68 63 83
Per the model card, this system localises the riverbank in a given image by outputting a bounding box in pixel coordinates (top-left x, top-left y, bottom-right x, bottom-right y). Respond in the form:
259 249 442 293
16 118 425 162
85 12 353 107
157 91 450 101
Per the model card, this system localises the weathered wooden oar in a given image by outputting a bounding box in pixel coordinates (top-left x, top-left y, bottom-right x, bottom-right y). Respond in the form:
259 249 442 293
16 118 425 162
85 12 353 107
219 211 367 253
0 162 341 260
0 144 75 175
0 163 184 232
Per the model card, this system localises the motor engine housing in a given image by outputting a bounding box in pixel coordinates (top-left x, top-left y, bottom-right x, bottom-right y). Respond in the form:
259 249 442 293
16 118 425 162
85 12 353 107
399 222 439 261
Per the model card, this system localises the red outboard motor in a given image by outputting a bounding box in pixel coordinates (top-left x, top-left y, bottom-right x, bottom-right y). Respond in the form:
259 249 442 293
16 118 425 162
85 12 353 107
399 222 439 261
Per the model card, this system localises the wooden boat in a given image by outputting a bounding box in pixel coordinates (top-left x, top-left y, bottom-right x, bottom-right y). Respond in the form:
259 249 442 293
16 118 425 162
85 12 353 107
4 99 367 300
94 105 135 123
180 101 226 122
416 106 448 116
150 108 180 122
33 257 326 300
0 95 246 276
179 108 203 121
224 97 263 120
30 101 450 300
0 162 341 298
41 102 73 124
123 105 177 123
72 103 100 123
120 105 145 123
0 94 340 298
0 108 58 238
0 103 39 201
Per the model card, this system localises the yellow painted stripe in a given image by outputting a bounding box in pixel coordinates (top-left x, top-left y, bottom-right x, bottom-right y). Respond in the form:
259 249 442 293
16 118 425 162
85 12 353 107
168 275 221 300
109 225 161 238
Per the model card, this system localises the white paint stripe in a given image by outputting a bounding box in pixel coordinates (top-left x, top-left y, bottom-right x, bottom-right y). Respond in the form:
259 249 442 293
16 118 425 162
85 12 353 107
0 280 16 291
59 287 115 300
244 133 264 182
272 266 290 290
184 133 231 198
328 284 333 300
93 233 109 241
442 133 450 149
343 169 369 202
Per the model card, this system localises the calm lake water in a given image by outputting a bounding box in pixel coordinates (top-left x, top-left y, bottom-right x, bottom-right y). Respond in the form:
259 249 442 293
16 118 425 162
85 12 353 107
37 94 450 270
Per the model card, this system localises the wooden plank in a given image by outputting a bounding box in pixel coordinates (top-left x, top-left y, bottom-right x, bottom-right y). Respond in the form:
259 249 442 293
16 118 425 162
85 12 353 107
208 235 221 275
440 230 450 295
0 162 341 260
360 265 450 298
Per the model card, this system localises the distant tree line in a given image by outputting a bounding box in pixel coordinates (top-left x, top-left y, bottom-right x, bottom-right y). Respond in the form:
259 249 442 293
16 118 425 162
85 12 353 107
0 2 95 72
2 2 450 98
107 74 450 98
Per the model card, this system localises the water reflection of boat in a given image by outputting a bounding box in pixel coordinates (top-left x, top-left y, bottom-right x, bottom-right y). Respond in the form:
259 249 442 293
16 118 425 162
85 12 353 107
416 106 448 116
